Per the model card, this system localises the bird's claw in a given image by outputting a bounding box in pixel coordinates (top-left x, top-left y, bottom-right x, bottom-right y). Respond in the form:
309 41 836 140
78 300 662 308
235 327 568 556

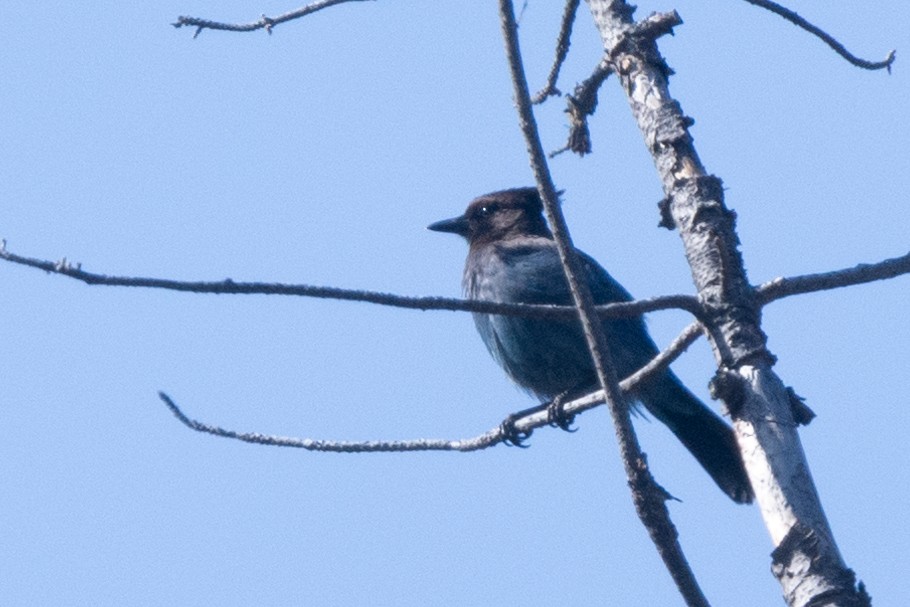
499 413 533 447
546 393 578 432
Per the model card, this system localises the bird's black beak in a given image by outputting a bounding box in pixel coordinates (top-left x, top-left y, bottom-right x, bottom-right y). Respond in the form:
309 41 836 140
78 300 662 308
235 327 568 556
427 214 470 237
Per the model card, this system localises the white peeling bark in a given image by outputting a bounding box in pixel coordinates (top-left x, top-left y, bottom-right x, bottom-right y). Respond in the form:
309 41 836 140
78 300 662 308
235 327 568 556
583 1 870 605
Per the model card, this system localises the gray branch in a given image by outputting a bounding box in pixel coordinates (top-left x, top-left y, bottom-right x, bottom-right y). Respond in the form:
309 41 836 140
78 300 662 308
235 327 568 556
531 0 582 104
157 321 702 453
500 1 710 605
757 250 910 303
3 240 905 325
173 0 373 38
0 240 699 320
743 0 895 71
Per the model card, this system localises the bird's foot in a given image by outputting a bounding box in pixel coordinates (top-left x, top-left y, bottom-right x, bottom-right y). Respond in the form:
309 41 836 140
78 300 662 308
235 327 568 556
546 391 578 432
499 412 533 447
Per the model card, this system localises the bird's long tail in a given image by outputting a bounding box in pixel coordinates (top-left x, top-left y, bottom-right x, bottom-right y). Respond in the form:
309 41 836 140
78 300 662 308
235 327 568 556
637 372 753 504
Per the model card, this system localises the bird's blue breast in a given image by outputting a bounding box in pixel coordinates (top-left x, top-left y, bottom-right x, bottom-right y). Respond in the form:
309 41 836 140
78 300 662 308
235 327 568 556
464 239 658 400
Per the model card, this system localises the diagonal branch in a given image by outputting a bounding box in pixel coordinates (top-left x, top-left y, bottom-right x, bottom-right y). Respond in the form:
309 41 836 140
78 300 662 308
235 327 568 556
172 0 373 38
498 1 709 605
531 0 581 104
742 0 896 71
158 321 703 453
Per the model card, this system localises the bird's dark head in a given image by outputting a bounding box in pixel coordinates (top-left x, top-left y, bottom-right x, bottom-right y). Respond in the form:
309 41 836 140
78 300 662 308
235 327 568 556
427 187 552 246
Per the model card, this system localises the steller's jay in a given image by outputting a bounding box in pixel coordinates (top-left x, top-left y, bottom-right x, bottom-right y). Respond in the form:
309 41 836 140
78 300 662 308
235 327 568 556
428 187 752 504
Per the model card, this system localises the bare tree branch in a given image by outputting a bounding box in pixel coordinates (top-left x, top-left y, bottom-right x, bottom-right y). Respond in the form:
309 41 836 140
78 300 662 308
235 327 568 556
498 0 710 605
757 250 910 303
0 240 699 320
158 321 702 452
4 241 906 323
159 390 504 452
172 0 373 38
742 0 896 71
531 0 581 104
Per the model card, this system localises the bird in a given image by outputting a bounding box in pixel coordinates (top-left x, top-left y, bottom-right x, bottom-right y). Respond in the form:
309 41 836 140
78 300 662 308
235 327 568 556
428 187 753 504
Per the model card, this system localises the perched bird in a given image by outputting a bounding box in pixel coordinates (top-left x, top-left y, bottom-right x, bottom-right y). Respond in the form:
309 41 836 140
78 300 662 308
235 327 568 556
428 187 753 504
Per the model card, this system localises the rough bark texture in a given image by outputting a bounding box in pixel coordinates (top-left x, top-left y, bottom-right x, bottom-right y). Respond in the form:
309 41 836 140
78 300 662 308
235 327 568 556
583 1 869 605
771 523 871 607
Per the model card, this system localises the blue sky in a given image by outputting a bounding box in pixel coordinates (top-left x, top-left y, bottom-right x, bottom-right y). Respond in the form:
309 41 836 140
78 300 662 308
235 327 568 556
2 2 907 605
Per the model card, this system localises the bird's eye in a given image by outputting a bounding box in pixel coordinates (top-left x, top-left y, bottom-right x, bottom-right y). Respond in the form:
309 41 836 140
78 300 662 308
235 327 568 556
478 204 496 216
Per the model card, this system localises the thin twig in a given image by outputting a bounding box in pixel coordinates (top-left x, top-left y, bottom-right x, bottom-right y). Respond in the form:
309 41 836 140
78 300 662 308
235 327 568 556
158 321 703 452
0 240 700 320
531 0 581 104
497 1 709 605
756 251 910 304
160 391 503 452
172 0 373 38
742 0 896 71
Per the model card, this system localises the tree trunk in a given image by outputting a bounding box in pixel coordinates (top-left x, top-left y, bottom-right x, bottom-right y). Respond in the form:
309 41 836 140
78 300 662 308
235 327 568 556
583 2 870 604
